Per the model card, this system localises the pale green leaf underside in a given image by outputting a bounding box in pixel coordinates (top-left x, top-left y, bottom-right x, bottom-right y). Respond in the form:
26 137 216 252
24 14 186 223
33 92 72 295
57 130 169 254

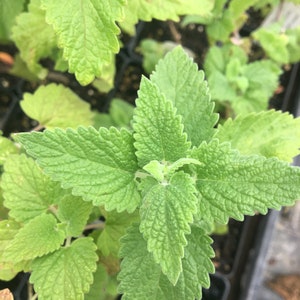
1 154 62 223
151 47 218 146
133 77 190 167
57 194 93 237
140 172 197 284
16 127 140 212
0 0 25 40
41 0 125 85
30 237 97 300
192 140 300 224
118 224 214 300
4 213 65 262
21 83 94 129
215 110 300 162
11 0 57 79
121 0 213 34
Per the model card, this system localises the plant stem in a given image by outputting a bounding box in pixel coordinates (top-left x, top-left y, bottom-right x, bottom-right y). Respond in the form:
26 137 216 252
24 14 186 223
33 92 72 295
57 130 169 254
31 123 45 132
84 221 105 231
65 236 72 247
168 21 181 43
30 293 38 300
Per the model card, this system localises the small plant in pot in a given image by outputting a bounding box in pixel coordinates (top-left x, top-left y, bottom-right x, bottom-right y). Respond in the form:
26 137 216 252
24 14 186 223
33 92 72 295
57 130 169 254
1 1 300 299
1 47 300 300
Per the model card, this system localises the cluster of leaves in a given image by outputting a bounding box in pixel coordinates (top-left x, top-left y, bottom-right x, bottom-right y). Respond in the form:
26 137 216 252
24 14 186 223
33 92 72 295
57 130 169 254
204 44 282 115
179 0 300 115
1 47 300 300
252 24 300 64
0 0 213 87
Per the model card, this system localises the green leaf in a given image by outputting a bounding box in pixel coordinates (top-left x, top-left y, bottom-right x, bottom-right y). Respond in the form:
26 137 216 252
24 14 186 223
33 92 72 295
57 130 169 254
215 110 300 162
0 0 25 40
229 0 259 20
143 158 202 182
204 44 281 114
252 26 289 64
9 54 39 82
191 140 300 224
30 237 97 300
92 54 116 93
286 27 300 63
4 213 66 262
139 39 197 74
0 135 18 165
41 0 125 85
206 10 234 42
1 154 62 223
205 44 248 75
151 47 218 146
139 172 197 284
0 219 29 281
95 98 136 129
97 210 139 257
118 224 214 300
230 60 281 114
133 76 190 167
85 263 118 300
15 127 140 212
121 0 214 34
11 0 57 79
0 181 9 220
20 83 94 129
57 194 93 237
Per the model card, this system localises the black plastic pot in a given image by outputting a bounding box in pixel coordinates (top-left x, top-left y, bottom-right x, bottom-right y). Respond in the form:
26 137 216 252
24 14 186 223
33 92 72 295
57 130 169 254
203 273 230 300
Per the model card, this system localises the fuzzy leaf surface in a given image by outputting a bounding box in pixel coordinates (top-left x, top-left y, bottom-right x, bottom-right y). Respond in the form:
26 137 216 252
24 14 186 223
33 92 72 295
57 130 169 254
215 110 300 162
133 77 190 167
4 213 65 262
118 224 214 300
30 237 97 300
0 0 25 40
139 172 197 284
150 47 218 146
21 84 94 129
1 154 62 223
121 0 213 34
11 0 57 79
192 140 300 223
41 0 125 85
16 127 140 212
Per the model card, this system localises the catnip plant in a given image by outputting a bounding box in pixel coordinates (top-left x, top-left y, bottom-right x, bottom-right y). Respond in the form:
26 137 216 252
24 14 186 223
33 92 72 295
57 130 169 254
1 47 300 300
